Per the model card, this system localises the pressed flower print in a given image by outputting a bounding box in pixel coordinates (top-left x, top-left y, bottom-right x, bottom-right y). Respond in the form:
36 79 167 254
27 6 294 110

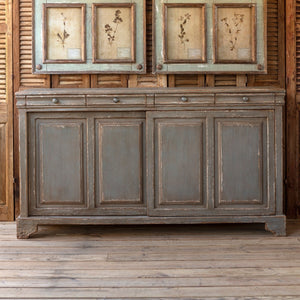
46 7 83 61
166 6 205 61
216 6 254 62
96 6 133 61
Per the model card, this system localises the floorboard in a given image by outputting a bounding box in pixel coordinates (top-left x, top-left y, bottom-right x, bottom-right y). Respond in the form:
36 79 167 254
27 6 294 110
0 221 300 299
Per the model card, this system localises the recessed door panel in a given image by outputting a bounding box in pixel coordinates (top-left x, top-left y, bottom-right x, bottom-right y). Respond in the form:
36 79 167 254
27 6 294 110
95 119 146 213
214 113 275 214
147 112 208 216
30 117 87 214
158 121 203 205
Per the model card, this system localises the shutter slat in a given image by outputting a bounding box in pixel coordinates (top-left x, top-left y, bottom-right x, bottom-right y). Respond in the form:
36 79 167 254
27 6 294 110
296 0 300 92
19 0 49 88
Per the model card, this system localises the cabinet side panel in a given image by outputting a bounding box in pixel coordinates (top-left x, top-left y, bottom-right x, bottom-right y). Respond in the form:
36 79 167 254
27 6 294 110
0 124 6 206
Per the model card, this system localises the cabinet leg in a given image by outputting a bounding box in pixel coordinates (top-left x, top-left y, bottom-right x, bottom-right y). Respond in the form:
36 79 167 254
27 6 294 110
265 216 286 236
16 218 38 239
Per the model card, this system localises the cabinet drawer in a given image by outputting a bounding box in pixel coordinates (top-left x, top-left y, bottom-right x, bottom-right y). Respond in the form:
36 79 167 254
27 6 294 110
26 96 85 106
215 94 275 104
155 94 214 105
87 95 146 106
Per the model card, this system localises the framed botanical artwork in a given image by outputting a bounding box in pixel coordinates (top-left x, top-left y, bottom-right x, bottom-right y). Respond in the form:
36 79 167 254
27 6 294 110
42 4 86 63
153 0 267 74
92 3 136 63
213 4 256 63
163 3 206 63
33 0 146 74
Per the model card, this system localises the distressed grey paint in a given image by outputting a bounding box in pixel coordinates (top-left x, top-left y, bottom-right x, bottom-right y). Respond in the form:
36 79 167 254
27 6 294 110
37 121 85 205
29 116 88 215
155 119 205 207
147 111 209 217
216 119 265 204
95 120 145 205
157 120 204 205
15 88 286 237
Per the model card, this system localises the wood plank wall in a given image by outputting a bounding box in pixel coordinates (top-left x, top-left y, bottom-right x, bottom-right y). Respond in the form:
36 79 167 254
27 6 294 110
0 0 13 220
12 0 289 217
286 0 300 218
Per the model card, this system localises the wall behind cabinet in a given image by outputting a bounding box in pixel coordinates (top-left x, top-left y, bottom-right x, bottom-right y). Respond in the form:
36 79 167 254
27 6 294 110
13 0 285 90
0 0 13 220
12 0 289 218
285 0 300 219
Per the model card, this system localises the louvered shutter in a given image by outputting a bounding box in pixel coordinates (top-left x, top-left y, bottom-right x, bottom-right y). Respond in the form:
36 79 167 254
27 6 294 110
19 0 50 88
0 0 13 220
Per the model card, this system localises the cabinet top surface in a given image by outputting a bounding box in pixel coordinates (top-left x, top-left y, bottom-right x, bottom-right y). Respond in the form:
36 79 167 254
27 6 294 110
16 87 285 108
16 87 286 97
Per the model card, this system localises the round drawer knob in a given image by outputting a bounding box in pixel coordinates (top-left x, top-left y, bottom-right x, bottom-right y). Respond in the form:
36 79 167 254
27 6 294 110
257 64 263 70
36 64 42 70
242 96 249 102
157 64 163 70
52 98 59 104
180 96 188 102
136 64 143 70
113 97 120 103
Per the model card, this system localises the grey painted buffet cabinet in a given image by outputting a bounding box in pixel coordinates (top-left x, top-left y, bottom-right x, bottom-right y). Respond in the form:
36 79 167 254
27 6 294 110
16 87 286 238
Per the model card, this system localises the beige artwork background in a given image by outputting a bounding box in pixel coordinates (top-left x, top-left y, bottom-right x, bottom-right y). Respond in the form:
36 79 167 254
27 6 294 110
46 7 83 61
96 7 132 60
216 7 253 62
166 7 204 61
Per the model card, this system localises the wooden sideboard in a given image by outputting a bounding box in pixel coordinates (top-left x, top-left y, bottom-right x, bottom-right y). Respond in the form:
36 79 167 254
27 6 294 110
16 87 286 238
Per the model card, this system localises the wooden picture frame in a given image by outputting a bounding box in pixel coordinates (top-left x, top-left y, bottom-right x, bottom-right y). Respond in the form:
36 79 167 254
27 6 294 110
163 3 206 63
33 0 146 74
213 3 256 64
92 3 136 63
43 4 86 64
153 0 267 74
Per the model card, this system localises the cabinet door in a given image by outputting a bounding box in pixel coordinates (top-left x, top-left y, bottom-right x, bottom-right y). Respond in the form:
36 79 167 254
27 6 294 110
95 118 146 215
147 112 208 216
214 110 275 215
29 114 88 215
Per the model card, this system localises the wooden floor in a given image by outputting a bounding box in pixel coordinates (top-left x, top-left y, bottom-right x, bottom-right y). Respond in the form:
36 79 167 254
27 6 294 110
0 222 300 299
